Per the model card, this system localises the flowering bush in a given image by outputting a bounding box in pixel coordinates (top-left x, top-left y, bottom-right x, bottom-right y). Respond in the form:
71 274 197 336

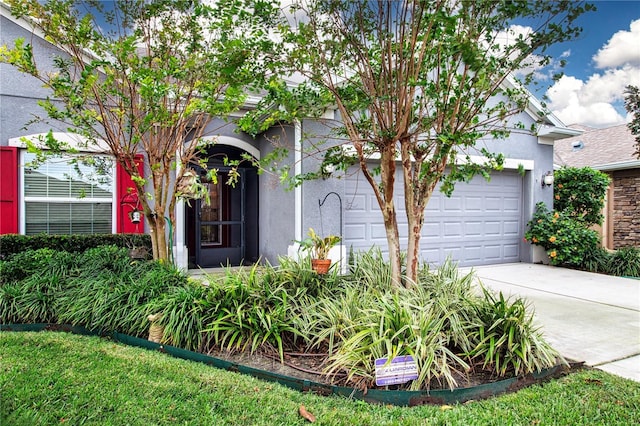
554 167 609 226
525 203 600 266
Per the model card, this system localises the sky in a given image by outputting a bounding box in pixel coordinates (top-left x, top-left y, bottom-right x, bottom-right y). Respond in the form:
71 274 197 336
526 0 640 128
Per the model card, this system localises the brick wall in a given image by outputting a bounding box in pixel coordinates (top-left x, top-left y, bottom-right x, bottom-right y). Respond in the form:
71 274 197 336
612 169 640 248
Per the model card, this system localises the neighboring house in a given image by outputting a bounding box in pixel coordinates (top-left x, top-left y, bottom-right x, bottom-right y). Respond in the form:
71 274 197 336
0 3 579 269
555 124 640 249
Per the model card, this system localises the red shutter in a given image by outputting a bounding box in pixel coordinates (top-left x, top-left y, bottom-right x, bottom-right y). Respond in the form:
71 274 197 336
116 155 145 234
0 147 19 234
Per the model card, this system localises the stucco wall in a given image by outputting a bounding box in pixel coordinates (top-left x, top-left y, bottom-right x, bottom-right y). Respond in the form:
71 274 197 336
258 124 296 264
1 15 63 145
299 118 344 240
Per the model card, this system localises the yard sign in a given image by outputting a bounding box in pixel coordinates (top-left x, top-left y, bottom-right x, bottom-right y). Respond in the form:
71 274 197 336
374 355 418 386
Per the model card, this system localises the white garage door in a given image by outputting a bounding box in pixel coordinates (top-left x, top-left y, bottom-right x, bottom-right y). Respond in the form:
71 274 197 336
344 170 523 267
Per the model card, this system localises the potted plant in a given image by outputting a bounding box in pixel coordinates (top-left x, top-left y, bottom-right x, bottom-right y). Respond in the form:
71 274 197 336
298 228 341 274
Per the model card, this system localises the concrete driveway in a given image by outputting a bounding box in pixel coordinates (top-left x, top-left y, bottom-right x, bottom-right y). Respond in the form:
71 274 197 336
465 263 640 382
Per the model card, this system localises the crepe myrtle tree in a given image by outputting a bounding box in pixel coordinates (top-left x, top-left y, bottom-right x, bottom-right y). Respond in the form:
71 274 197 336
240 0 594 287
0 0 279 261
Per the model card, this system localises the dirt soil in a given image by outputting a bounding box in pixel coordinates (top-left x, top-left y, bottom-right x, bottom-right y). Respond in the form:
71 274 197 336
203 345 580 392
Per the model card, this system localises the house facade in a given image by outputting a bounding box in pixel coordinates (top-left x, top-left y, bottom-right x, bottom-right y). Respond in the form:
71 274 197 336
555 124 640 249
1 4 580 269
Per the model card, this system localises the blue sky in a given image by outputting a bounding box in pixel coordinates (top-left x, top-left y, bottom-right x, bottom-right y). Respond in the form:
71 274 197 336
532 1 640 128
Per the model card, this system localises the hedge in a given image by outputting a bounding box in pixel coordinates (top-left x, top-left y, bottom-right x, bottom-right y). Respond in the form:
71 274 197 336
0 233 152 260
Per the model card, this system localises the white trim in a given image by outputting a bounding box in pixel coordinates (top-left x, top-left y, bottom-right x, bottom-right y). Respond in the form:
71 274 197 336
9 132 111 153
197 135 260 160
23 196 111 203
174 150 188 269
338 145 533 170
595 160 640 171
19 150 25 234
19 149 117 234
294 120 302 241
537 126 582 143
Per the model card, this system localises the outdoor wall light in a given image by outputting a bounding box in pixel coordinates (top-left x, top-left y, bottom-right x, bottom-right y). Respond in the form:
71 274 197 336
541 171 554 188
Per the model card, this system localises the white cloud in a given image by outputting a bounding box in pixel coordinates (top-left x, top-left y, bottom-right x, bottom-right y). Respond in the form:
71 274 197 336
546 75 627 127
544 19 640 128
593 19 640 68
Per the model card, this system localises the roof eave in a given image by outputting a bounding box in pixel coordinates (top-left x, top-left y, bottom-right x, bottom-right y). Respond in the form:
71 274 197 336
594 160 640 171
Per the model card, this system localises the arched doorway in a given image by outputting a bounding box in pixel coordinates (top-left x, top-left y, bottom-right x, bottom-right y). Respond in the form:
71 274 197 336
186 144 259 268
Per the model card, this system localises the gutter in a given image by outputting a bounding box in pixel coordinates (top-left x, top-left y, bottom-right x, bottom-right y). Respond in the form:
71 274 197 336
594 160 640 171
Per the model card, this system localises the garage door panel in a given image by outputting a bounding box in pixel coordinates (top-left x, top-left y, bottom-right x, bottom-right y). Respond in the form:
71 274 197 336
346 194 366 210
464 221 483 236
503 220 520 235
443 196 463 211
504 197 520 212
345 223 367 241
345 170 523 266
479 221 500 236
465 197 483 211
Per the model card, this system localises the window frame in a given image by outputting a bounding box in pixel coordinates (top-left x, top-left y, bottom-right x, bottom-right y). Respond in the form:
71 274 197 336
19 150 117 235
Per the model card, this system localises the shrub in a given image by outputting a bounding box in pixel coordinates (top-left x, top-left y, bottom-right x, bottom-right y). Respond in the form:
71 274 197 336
608 247 640 277
302 255 556 390
580 246 613 274
56 260 185 336
0 233 151 260
525 203 600 266
0 248 77 283
554 167 610 226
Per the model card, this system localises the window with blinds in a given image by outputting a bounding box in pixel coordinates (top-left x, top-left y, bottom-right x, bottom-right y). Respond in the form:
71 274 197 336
22 152 114 235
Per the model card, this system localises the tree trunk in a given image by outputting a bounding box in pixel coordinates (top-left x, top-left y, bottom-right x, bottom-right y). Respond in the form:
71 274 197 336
405 203 426 285
378 147 403 288
148 214 168 262
383 209 403 288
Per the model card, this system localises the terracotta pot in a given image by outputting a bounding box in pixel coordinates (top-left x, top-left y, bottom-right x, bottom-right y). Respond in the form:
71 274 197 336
311 259 332 274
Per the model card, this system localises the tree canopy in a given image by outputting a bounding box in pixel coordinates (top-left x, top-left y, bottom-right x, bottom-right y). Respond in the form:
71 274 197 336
241 0 594 285
1 0 279 260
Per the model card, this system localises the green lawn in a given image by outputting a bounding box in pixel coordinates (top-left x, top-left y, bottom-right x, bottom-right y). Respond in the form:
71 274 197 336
1 331 639 426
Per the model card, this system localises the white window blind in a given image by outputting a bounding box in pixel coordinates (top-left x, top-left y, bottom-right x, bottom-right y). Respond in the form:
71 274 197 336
22 153 114 235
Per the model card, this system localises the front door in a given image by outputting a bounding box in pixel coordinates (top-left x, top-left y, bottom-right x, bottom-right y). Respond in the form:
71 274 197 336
195 169 245 267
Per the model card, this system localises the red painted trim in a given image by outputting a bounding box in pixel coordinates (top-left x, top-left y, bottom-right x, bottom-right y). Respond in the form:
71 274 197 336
116 155 144 234
0 147 19 234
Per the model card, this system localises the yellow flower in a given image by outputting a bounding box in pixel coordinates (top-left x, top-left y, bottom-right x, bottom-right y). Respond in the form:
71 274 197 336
532 237 538 243
537 219 543 224
557 184 564 189
549 250 557 258
548 236 556 243
553 212 560 219
555 195 560 200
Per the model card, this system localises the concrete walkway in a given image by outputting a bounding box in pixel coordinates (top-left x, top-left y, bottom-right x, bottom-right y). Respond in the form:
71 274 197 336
466 263 640 383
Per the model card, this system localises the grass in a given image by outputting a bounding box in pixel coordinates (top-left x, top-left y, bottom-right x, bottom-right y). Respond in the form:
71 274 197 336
2 331 639 425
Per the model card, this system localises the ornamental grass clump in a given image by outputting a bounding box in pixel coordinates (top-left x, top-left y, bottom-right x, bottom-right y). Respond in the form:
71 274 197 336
202 263 306 361
467 288 560 377
57 248 185 336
